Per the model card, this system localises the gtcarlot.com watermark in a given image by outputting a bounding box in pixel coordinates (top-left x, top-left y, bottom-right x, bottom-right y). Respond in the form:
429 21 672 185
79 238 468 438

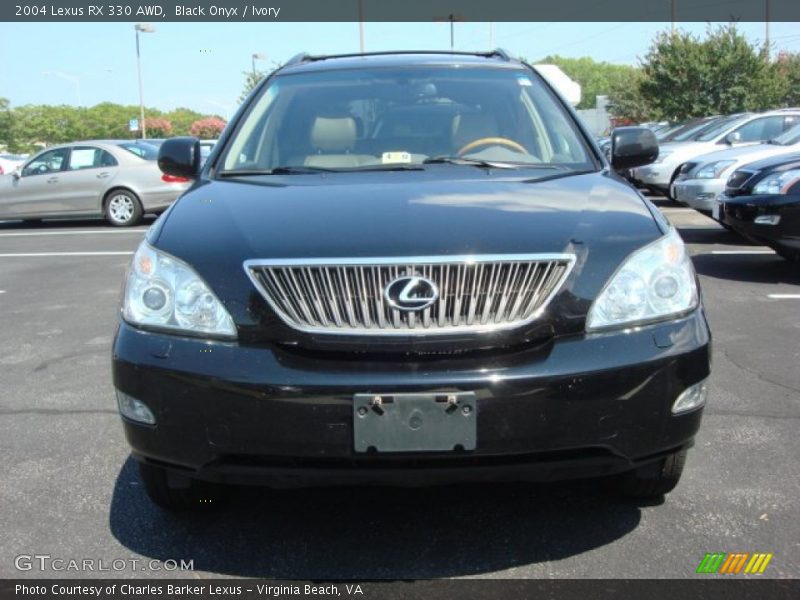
15 554 194 573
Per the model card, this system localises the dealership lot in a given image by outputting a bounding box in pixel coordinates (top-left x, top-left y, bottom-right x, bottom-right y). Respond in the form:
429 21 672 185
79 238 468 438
0 199 798 579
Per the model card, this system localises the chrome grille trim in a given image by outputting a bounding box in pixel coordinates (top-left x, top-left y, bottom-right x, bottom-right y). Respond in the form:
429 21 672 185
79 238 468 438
244 254 575 336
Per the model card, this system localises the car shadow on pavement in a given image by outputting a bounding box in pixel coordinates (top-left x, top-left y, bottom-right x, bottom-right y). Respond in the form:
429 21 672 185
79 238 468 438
692 252 800 285
109 457 645 578
675 226 757 246
0 216 157 229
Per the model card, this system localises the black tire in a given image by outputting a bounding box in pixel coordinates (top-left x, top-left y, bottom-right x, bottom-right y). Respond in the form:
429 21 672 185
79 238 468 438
616 449 687 499
138 462 222 511
104 189 143 227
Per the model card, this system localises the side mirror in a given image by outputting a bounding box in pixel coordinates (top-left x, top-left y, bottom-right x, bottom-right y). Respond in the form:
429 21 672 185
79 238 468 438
12 168 21 179
158 137 201 179
725 131 741 145
610 126 659 170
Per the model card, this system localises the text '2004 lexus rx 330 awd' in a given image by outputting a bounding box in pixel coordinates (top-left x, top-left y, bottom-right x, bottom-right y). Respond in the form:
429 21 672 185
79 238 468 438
112 51 711 510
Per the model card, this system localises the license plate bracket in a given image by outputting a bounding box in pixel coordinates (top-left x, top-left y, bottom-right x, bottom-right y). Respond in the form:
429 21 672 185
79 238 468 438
353 392 477 453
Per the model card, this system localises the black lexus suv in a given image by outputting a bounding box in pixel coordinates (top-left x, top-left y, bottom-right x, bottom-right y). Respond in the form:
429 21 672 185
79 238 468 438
112 50 711 510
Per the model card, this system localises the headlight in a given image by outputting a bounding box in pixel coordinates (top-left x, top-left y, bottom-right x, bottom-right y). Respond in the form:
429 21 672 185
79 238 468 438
752 169 800 195
122 241 237 338
695 160 735 179
587 227 698 331
653 150 672 164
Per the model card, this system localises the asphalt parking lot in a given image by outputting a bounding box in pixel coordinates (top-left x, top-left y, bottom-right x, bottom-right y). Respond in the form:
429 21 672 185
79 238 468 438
0 198 798 579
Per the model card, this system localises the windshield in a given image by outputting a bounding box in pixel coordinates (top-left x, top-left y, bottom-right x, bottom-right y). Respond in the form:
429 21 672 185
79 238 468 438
220 66 594 173
670 119 720 142
119 142 159 160
772 122 800 146
696 115 749 142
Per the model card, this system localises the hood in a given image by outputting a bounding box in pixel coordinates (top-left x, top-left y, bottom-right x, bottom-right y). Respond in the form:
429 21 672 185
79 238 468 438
152 169 663 346
689 143 795 170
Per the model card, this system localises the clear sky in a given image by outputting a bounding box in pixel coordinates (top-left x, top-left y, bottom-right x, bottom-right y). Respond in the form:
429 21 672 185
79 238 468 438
1 21 799 115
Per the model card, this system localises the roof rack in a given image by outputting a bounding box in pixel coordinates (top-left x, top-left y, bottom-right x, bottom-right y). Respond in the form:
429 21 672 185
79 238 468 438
284 52 312 67
484 48 513 61
288 49 518 64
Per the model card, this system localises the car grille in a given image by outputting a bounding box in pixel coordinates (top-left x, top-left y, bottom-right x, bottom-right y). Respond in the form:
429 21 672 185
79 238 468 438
244 255 575 335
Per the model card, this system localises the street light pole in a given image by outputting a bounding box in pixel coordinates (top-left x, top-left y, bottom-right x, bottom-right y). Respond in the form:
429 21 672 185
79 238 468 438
135 23 155 139
252 53 266 78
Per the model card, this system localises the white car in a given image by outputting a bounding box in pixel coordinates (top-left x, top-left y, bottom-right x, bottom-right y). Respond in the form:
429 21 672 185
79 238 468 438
0 154 26 176
631 110 800 197
672 123 800 216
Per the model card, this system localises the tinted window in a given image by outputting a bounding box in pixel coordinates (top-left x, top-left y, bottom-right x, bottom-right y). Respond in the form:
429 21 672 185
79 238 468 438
773 122 800 146
22 148 69 177
119 142 159 160
695 116 748 142
734 116 785 143
221 66 593 172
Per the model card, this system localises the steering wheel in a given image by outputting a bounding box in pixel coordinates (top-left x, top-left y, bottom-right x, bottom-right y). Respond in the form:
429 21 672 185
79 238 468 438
457 137 528 156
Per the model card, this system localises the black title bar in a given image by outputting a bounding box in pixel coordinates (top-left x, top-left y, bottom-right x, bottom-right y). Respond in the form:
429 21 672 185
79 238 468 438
3 0 800 22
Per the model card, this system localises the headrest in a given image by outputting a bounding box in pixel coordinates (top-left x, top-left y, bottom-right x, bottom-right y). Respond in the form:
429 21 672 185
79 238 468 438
310 117 356 152
452 113 499 149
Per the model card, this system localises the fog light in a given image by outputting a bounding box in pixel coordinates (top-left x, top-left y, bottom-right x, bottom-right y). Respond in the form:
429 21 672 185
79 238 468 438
696 193 716 201
754 215 781 226
116 390 156 424
672 380 708 414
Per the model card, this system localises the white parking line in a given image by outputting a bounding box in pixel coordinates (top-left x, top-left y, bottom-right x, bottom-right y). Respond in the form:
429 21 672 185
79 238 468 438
709 250 775 255
0 230 147 237
768 294 800 299
0 252 134 257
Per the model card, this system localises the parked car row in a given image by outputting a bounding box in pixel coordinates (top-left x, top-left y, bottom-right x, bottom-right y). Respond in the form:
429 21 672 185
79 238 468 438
616 109 800 262
629 109 800 198
717 152 800 262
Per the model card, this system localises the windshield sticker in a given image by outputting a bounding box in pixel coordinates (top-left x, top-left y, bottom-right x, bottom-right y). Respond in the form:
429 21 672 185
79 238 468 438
517 76 533 87
382 151 412 164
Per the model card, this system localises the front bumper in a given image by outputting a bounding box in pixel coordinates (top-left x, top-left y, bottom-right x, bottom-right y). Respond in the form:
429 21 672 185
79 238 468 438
721 193 800 258
112 310 711 488
672 179 724 212
631 164 672 189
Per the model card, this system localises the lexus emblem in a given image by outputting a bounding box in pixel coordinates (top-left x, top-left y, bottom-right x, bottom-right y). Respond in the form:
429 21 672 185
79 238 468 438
384 276 439 311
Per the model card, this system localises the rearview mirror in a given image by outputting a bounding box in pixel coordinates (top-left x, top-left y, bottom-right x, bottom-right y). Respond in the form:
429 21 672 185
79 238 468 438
725 131 742 145
158 137 201 179
610 127 659 170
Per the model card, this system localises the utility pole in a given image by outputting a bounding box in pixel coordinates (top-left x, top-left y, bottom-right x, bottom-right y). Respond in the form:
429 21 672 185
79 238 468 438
765 0 771 61
357 0 365 52
434 14 465 50
671 0 676 36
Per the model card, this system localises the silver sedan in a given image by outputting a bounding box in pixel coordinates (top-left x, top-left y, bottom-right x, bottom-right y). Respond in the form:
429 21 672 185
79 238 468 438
0 140 191 226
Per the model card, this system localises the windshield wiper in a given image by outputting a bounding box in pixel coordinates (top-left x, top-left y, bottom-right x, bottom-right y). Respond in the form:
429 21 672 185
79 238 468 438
218 166 337 177
522 168 595 183
422 156 520 169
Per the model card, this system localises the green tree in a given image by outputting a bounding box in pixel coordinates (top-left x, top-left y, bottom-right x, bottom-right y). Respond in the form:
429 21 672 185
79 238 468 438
239 70 267 103
0 97 13 150
606 69 661 123
774 51 800 107
639 25 785 121
165 107 207 135
536 55 640 110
